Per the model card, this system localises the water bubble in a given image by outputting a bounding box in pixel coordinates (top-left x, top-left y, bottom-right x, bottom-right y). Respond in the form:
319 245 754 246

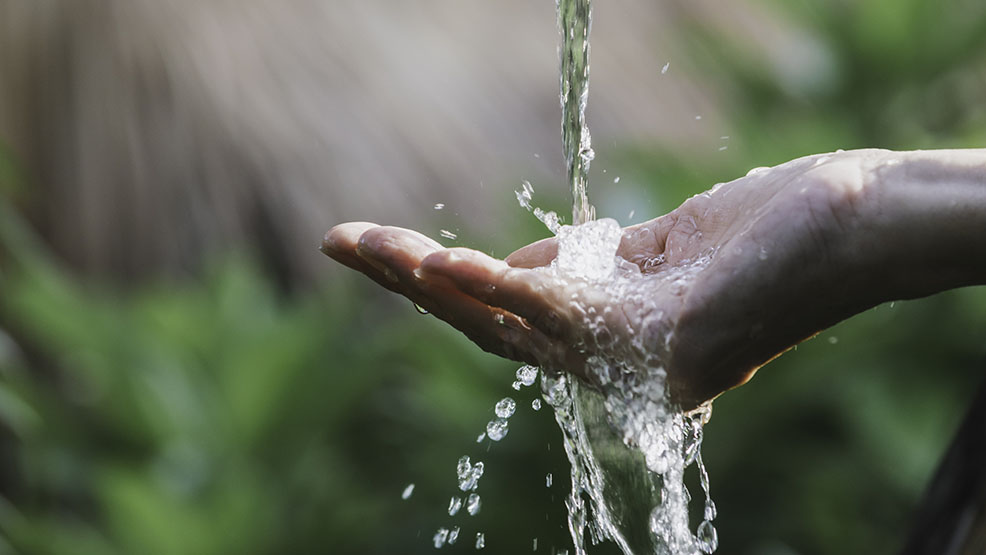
720 136 730 140
613 176 621 183
695 115 702 120
661 62 670 74
516 365 538 386
433 528 449 548
467 493 482 515
476 432 486 443
475 532 486 549
434 203 445 210
545 473 553 488
533 538 538 551
628 210 635 219
718 146 728 152
758 246 768 260
440 229 458 240
401 483 415 500
448 527 460 545
448 496 463 516
486 418 509 441
828 336 839 344
512 381 523 390
532 399 542 411
495 398 516 418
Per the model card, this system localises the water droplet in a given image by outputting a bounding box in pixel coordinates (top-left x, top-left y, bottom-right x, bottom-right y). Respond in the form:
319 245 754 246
467 493 482 515
697 520 718 553
433 527 449 548
758 246 768 260
516 181 535 211
475 532 485 549
495 398 516 418
448 496 463 516
401 483 415 500
511 381 522 390
718 145 728 151
476 432 486 443
746 166 769 176
533 538 538 551
516 366 538 387
889 301 896 308
532 399 542 411
695 115 703 120
720 135 730 140
661 62 670 74
434 203 445 210
545 473 553 488
613 176 621 183
448 527 460 545
486 418 509 441
628 210 635 219
440 229 458 240
457 457 485 491
413 303 429 315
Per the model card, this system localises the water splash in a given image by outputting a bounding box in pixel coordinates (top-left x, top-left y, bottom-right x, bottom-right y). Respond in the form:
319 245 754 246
532 219 718 554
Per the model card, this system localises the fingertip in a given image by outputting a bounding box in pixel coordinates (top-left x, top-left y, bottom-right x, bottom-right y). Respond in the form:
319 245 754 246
321 222 379 257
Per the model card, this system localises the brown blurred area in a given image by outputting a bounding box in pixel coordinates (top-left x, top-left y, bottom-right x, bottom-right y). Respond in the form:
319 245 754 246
0 0 821 285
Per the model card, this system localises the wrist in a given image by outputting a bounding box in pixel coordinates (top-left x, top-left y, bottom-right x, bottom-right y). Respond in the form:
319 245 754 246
860 149 986 301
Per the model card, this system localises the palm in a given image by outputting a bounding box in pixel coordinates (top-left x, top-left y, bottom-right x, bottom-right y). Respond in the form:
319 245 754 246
322 150 878 407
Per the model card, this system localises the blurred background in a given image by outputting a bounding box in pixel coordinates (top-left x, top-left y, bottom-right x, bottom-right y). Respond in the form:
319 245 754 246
1 0 985 553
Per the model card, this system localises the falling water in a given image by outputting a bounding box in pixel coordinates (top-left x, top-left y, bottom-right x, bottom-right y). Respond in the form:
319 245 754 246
558 0 596 226
543 0 719 553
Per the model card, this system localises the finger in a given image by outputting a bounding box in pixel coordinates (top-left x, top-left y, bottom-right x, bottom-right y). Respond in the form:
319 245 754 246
505 237 558 268
432 290 589 381
356 226 443 285
419 248 575 340
321 222 404 293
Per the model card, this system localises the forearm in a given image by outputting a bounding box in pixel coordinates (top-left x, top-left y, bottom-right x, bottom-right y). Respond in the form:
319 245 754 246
862 149 986 301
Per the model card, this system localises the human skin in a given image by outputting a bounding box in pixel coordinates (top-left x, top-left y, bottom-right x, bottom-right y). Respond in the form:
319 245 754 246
321 149 986 409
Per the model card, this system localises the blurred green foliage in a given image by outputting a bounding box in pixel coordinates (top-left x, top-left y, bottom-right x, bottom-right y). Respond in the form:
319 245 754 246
2 0 986 554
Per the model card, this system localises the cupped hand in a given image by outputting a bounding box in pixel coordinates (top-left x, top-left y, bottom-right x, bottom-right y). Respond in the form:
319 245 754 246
322 149 895 408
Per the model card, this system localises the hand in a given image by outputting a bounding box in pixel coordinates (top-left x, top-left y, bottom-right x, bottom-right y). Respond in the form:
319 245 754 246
321 149 986 408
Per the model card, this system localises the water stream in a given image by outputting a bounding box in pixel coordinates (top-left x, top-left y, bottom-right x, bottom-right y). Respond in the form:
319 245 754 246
545 1 718 553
